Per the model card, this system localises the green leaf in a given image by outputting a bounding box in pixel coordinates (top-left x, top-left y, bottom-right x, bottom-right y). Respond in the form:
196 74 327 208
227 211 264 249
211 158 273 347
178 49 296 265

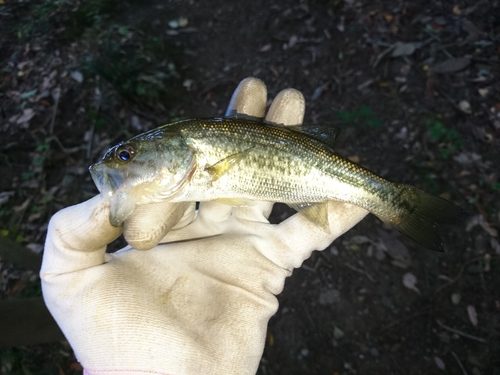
118 26 128 35
20 89 38 99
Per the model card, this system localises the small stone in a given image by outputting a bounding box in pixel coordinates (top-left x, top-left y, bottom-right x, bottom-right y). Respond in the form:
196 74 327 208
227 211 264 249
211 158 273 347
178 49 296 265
451 293 461 305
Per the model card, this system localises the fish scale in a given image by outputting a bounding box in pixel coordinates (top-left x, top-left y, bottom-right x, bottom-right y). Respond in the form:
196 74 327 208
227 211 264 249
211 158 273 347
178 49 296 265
90 118 467 251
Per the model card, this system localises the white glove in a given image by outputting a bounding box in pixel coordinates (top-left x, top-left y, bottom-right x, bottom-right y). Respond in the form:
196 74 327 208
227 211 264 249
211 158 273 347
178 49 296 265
41 78 368 375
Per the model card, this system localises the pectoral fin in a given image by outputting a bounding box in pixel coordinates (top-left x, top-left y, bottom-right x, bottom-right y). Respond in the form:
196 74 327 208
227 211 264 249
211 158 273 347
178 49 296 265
288 202 330 232
205 149 253 181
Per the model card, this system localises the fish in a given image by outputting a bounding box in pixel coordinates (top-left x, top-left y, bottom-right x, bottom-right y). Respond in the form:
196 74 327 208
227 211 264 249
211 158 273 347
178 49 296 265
89 117 466 251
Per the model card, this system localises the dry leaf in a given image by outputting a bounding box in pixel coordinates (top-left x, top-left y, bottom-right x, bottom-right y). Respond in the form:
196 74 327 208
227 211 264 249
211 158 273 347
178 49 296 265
402 272 420 293
434 356 446 370
0 191 15 206
391 42 418 57
16 108 35 124
431 57 471 74
466 214 497 237
260 44 272 52
467 305 478 326
490 238 500 254
377 229 412 266
480 219 498 237
452 5 462 15
69 70 83 83
478 88 489 97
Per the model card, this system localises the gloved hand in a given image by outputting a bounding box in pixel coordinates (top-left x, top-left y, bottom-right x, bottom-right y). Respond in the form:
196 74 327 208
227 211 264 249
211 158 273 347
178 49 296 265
41 77 368 375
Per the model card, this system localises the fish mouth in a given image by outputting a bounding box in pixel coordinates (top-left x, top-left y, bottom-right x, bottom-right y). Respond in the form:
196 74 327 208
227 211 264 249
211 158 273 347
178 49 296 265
89 163 136 226
89 163 125 197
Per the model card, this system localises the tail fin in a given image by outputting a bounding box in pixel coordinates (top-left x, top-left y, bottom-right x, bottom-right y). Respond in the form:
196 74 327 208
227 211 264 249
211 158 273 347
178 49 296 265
387 186 467 252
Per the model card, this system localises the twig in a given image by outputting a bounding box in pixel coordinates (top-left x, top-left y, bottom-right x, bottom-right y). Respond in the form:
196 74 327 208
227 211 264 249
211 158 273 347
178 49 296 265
435 319 487 343
343 262 375 282
451 351 469 375
434 254 500 294
302 257 323 273
378 308 437 334
49 135 81 154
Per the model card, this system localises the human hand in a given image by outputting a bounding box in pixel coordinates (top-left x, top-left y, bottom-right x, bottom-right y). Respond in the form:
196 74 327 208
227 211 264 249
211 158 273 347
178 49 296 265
41 77 368 375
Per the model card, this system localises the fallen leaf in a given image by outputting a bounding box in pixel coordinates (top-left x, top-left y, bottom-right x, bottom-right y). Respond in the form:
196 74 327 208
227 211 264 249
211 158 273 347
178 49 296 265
288 35 298 48
452 5 462 15
451 293 461 305
467 305 478 326
434 356 446 370
466 214 497 236
462 19 481 39
491 238 500 254
260 43 272 52
453 152 481 165
480 219 498 237
20 89 38 100
478 88 489 97
26 243 44 254
311 82 329 101
391 42 418 57
383 12 393 22
168 17 188 29
16 108 35 124
178 17 188 27
431 57 471 74
70 71 83 83
0 191 15 206
377 229 412 266
350 235 371 244
402 272 420 293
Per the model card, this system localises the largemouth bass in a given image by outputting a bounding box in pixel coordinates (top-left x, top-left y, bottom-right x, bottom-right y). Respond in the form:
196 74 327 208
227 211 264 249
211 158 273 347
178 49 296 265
90 118 465 251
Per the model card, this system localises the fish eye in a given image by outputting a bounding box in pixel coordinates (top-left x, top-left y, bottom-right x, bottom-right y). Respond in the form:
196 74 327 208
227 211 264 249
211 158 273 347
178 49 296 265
115 144 135 163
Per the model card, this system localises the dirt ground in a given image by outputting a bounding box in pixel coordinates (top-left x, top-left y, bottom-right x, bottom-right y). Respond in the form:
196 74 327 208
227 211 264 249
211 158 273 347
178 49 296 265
1 0 499 374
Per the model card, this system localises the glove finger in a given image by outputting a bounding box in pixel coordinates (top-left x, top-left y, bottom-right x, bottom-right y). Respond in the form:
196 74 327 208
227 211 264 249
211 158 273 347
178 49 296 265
123 201 194 250
264 88 305 126
41 195 122 275
225 77 267 119
233 88 305 222
162 201 234 242
273 201 369 270
230 201 274 224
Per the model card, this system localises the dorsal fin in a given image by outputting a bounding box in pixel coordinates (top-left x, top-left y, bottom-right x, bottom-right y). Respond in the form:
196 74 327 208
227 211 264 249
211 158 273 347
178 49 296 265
287 124 340 149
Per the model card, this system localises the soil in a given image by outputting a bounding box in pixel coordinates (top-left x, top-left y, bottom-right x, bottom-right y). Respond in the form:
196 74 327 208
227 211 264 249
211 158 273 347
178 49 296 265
1 0 499 374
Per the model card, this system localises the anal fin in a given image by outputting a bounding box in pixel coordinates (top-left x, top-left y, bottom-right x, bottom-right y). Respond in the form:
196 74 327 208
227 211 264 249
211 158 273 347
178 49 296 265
288 202 330 232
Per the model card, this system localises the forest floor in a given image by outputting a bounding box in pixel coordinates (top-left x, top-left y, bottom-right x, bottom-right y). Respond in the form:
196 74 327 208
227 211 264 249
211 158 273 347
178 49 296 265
1 0 499 374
